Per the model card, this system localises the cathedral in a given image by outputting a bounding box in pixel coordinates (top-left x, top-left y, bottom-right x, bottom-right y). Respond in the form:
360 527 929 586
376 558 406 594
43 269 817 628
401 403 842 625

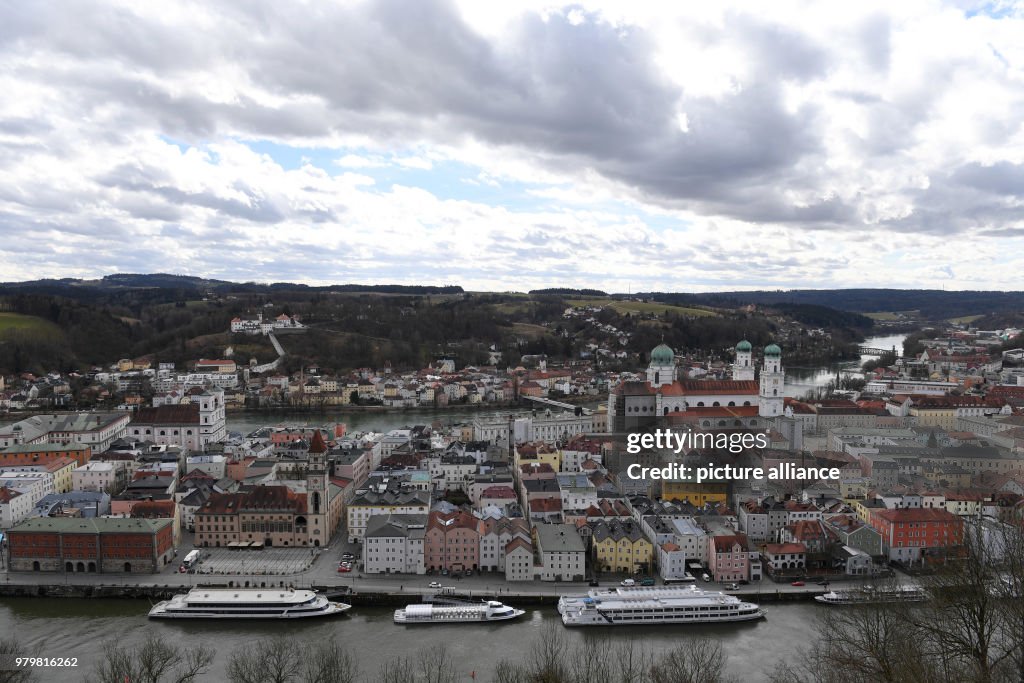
607 340 786 432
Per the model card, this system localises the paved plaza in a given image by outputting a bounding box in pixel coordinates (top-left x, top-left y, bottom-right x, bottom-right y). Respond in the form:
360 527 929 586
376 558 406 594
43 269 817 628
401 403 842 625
179 547 317 577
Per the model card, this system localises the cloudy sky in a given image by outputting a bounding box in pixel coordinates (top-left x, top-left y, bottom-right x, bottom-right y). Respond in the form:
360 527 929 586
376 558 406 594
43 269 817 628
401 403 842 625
2 0 1024 292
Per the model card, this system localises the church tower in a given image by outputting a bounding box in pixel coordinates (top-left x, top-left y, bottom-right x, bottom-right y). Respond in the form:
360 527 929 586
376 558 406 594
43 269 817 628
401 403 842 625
732 340 755 381
306 430 330 547
646 343 677 387
758 343 785 417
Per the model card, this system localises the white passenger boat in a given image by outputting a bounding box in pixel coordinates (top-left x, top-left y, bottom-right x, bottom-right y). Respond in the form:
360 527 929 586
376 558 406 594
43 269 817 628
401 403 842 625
394 600 525 624
558 585 764 626
148 587 350 619
814 585 928 605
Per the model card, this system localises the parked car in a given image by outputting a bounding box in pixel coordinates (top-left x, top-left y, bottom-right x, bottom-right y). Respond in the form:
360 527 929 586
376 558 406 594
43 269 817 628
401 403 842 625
621 579 636 587
701 573 711 581
640 577 655 586
337 566 352 573
341 553 355 561
791 580 806 586
428 581 442 589
441 568 449 576
728 583 739 590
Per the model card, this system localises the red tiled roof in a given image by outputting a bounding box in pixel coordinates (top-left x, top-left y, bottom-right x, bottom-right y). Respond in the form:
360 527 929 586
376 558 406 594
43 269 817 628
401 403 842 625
765 542 807 555
132 404 200 425
876 508 959 523
529 498 563 513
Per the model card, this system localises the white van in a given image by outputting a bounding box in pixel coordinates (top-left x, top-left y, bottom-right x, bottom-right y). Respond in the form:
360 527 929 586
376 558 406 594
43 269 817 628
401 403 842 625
620 578 636 587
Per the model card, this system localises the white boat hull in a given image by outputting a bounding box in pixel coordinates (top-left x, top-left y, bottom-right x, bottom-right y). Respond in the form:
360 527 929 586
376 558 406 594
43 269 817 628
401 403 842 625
149 601 350 619
394 601 525 624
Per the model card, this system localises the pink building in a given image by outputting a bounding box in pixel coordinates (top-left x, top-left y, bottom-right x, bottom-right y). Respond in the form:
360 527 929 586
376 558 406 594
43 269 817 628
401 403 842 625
424 510 482 572
709 533 756 582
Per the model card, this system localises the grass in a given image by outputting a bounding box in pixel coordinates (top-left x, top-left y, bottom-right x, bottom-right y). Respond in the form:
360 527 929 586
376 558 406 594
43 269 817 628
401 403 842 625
567 298 718 317
511 322 549 338
948 314 983 324
493 302 537 314
0 312 62 335
862 310 920 321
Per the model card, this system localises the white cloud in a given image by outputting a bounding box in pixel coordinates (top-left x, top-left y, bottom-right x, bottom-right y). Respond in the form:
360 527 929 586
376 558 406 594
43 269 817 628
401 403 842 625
0 1 1023 291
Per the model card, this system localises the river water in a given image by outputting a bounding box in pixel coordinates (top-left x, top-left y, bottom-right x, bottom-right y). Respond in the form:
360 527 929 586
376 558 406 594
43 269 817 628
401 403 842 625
0 333 904 681
784 332 907 399
0 597 821 681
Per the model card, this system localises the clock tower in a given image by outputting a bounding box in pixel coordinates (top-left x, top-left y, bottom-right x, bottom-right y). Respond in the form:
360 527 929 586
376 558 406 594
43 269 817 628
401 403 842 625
307 430 330 547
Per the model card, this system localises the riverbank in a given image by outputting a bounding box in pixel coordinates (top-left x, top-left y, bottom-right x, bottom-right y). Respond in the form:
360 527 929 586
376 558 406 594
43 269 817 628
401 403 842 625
0 581 825 604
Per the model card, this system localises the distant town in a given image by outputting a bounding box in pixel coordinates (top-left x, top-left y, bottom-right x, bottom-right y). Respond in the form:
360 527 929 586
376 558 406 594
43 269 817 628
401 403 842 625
1 311 1023 592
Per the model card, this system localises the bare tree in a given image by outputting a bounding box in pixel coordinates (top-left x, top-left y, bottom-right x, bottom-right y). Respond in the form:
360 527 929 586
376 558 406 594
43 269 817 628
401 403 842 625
85 632 214 683
0 638 38 683
909 522 1018 683
769 603 946 683
300 641 358 683
376 645 457 683
649 638 732 683
226 638 357 683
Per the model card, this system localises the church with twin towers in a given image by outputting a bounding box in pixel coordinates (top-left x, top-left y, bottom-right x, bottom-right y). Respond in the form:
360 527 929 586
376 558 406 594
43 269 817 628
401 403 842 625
607 340 788 433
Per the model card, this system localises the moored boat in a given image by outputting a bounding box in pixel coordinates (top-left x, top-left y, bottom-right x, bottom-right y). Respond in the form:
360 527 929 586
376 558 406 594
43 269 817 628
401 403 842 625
814 585 928 605
148 587 350 619
394 600 525 624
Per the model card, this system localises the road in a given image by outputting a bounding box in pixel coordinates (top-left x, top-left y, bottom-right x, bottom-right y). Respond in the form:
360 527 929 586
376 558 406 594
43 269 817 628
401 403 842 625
1 530 902 599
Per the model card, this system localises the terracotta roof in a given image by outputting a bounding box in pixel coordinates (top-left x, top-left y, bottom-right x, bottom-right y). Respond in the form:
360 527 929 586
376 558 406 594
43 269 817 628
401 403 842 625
876 508 959 523
132 404 200 425
308 430 327 454
529 498 563 513
765 542 807 555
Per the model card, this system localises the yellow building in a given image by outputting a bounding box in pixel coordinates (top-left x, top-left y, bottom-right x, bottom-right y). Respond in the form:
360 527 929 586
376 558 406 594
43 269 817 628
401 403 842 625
909 405 957 430
514 442 561 473
589 519 652 574
662 479 728 507
47 457 78 493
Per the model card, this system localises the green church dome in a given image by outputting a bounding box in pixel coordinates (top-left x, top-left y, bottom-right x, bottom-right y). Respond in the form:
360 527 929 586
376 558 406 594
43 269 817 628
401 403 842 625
650 343 675 365
736 340 752 352
764 343 782 357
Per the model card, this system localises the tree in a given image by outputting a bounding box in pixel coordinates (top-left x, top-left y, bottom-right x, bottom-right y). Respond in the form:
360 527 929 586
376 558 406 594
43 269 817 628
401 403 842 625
85 632 214 683
226 637 357 683
0 638 38 683
377 646 457 683
774 522 1024 683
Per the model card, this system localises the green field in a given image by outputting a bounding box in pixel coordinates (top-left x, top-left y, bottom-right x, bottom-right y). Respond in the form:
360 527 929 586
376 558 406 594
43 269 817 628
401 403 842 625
567 298 718 317
948 314 983 324
862 310 921 321
0 312 61 335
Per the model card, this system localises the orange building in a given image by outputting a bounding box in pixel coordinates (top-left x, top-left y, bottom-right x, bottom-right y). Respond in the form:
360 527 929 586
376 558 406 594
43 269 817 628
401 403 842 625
0 443 92 467
7 517 174 573
869 507 962 565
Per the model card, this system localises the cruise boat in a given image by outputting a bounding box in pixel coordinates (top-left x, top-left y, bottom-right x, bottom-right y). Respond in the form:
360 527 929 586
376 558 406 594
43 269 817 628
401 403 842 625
394 600 525 624
148 587 351 619
814 585 928 605
558 585 764 626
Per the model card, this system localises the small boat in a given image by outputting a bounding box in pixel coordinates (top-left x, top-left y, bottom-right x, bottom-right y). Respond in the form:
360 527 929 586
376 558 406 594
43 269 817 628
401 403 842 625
815 585 928 605
148 587 350 619
394 600 525 624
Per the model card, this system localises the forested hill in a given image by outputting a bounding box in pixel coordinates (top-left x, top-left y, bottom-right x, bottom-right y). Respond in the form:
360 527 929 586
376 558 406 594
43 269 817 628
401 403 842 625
0 274 464 300
635 289 1024 318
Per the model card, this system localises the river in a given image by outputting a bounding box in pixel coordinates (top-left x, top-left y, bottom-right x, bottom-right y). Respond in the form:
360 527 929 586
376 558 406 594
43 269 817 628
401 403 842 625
784 332 908 399
0 597 822 681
